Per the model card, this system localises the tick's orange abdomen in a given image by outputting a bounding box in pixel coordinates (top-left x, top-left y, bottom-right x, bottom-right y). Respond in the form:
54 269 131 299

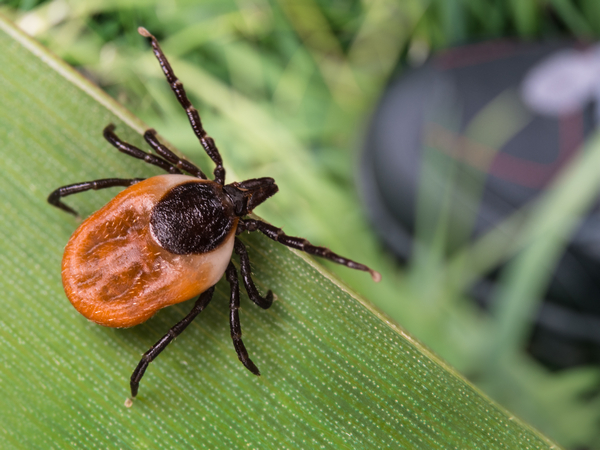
62 175 237 328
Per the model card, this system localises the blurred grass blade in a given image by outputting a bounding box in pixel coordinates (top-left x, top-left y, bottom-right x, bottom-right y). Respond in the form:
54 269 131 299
0 14 560 449
487 130 600 367
277 0 362 107
547 0 594 36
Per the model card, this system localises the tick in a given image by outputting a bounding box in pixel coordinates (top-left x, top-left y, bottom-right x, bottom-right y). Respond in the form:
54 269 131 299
48 27 381 400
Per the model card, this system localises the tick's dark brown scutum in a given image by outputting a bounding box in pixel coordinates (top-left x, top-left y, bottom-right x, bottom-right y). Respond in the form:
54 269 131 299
49 26 380 400
151 181 236 254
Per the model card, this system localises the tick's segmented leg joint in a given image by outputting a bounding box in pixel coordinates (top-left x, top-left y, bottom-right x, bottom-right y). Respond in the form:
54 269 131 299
103 124 182 175
143 129 207 179
139 27 226 185
225 262 260 375
241 218 381 282
48 178 144 217
129 286 215 398
234 238 273 309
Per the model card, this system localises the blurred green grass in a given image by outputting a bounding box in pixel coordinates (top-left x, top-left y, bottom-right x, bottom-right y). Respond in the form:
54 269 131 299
3 0 600 448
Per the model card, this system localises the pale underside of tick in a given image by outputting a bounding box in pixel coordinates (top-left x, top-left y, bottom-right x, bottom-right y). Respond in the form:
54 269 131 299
48 26 381 401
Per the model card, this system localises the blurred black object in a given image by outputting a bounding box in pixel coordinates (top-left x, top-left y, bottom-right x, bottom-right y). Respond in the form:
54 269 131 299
361 40 600 369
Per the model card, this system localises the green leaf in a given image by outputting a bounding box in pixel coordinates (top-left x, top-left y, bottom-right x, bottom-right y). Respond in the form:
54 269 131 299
0 14 559 449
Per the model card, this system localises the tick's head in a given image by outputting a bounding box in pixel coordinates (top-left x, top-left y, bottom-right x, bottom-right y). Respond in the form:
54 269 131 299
223 177 279 217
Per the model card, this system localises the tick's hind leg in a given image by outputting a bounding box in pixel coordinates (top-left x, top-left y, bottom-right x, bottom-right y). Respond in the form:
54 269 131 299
103 124 183 175
138 27 225 185
234 238 273 309
240 219 381 282
225 261 260 375
48 178 144 217
129 286 215 399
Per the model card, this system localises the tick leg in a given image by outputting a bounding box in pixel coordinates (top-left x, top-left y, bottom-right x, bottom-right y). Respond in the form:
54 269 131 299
225 261 260 375
103 124 182 175
138 27 226 185
48 178 144 217
240 219 382 282
143 128 206 179
130 286 215 399
234 238 273 309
